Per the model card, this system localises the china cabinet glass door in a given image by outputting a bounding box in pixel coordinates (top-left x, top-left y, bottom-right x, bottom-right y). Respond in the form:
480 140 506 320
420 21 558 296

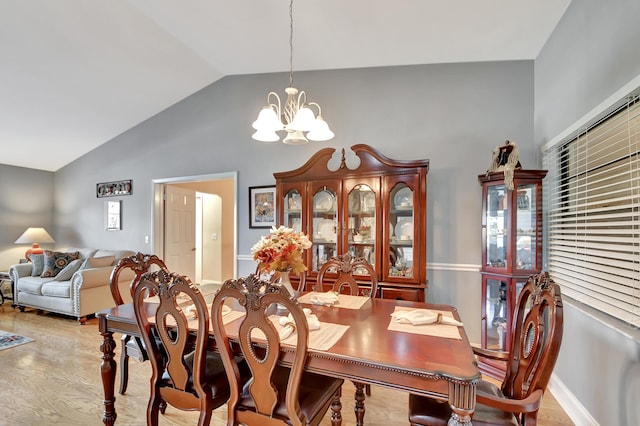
482 276 528 351
282 189 303 233
389 182 415 278
346 184 376 276
310 185 338 272
515 183 537 271
485 183 508 270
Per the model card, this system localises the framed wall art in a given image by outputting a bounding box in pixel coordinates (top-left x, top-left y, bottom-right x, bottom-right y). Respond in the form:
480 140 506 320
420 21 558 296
105 200 122 231
249 185 276 228
97 179 132 198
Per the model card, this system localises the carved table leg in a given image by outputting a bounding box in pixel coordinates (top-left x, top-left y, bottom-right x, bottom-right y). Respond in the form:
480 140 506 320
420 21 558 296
447 380 476 426
353 381 366 426
100 325 118 425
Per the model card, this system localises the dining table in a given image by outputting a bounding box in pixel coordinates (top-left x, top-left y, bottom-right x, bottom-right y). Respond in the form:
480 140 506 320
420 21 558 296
97 291 481 426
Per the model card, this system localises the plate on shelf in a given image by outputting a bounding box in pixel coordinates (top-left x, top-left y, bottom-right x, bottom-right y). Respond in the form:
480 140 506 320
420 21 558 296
393 187 413 208
395 217 413 240
314 190 335 212
318 219 337 241
291 218 302 233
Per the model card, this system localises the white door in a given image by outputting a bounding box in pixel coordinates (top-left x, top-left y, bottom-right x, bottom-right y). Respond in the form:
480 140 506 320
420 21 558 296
164 185 196 280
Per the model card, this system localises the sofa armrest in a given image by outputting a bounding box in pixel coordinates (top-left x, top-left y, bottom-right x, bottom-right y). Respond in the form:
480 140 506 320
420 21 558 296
9 263 33 283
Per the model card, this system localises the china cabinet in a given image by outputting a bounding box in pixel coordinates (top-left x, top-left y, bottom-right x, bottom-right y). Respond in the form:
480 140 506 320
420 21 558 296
478 169 546 376
275 144 429 301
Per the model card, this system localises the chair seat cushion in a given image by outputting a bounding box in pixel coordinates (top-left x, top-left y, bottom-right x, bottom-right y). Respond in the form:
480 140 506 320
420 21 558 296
184 350 227 380
239 365 343 425
408 380 518 426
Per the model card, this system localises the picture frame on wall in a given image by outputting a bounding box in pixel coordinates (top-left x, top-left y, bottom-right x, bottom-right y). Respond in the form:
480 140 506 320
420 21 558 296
97 179 132 198
249 185 276 228
105 200 122 231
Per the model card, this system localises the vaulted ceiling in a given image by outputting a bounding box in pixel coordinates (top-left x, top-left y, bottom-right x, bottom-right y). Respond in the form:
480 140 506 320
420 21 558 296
0 0 571 171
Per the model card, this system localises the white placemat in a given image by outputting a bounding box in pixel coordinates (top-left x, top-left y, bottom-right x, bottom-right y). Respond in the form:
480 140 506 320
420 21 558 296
246 315 349 351
387 306 462 340
297 292 371 309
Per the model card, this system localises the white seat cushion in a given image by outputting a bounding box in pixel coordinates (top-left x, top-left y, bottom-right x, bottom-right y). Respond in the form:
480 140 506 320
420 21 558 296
18 276 56 295
41 281 71 298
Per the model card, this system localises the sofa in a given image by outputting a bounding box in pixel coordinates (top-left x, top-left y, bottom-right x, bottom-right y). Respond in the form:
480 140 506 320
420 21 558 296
9 248 135 324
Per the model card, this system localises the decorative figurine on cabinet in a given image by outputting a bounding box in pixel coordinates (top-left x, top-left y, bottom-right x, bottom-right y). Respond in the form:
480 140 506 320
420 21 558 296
487 139 522 190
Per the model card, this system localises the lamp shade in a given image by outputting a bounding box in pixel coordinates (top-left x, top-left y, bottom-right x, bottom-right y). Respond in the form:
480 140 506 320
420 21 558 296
306 116 335 141
252 106 283 132
289 106 316 131
15 227 55 261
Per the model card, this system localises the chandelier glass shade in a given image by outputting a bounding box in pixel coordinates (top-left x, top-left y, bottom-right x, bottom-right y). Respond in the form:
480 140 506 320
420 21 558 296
251 0 334 145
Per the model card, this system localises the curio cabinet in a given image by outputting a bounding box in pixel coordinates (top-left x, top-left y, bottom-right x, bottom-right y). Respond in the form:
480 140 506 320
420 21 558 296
478 169 546 377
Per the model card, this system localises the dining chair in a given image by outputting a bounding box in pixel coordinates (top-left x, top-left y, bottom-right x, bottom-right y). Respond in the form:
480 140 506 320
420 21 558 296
133 267 230 426
317 253 378 297
210 274 344 426
317 253 377 400
408 272 564 426
109 252 167 396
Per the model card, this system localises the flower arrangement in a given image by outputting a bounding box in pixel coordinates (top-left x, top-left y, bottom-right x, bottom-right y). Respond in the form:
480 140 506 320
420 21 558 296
252 225 312 273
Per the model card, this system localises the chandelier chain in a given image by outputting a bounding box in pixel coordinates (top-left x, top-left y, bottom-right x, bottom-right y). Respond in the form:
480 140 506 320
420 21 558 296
289 0 294 87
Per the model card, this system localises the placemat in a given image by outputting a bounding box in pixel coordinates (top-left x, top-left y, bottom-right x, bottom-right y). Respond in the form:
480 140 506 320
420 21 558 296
246 315 349 351
387 307 462 340
297 292 371 310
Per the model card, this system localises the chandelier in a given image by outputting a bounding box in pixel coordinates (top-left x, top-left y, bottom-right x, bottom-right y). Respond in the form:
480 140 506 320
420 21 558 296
251 0 334 144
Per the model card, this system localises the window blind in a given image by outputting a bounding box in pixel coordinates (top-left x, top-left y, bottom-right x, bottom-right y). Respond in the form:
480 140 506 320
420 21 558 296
543 95 640 328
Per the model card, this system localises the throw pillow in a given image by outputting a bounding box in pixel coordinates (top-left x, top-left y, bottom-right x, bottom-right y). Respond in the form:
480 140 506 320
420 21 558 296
80 255 115 270
54 259 83 281
41 250 81 278
30 254 45 277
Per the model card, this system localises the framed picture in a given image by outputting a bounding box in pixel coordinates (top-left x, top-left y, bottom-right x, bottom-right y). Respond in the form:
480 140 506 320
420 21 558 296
105 200 122 231
249 185 276 228
97 179 132 198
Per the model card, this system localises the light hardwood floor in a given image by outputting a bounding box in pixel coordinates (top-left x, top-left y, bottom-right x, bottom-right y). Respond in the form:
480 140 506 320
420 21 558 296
0 305 573 425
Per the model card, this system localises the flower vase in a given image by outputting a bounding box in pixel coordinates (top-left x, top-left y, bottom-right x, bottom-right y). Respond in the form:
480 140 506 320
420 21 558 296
277 271 297 311
278 271 297 297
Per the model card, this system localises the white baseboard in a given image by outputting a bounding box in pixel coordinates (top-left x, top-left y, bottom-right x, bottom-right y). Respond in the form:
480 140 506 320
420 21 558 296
548 373 599 426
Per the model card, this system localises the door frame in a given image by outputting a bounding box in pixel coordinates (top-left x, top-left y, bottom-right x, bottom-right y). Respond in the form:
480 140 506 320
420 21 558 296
151 171 238 279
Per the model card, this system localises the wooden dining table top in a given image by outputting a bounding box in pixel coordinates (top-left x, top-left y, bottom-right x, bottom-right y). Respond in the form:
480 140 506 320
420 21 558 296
99 294 480 399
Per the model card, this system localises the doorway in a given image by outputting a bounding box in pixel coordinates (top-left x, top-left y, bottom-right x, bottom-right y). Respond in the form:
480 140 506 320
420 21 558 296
152 172 237 283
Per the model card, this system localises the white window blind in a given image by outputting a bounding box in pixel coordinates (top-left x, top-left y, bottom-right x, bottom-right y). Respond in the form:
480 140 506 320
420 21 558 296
543 95 640 328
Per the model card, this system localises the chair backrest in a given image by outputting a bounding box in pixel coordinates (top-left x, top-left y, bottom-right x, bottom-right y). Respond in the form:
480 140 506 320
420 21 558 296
502 272 563 401
255 264 307 292
133 268 212 413
317 254 378 297
211 274 310 426
110 252 167 305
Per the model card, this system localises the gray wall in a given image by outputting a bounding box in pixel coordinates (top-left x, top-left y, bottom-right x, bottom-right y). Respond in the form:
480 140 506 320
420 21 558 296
535 0 640 424
51 60 535 344
0 164 54 269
